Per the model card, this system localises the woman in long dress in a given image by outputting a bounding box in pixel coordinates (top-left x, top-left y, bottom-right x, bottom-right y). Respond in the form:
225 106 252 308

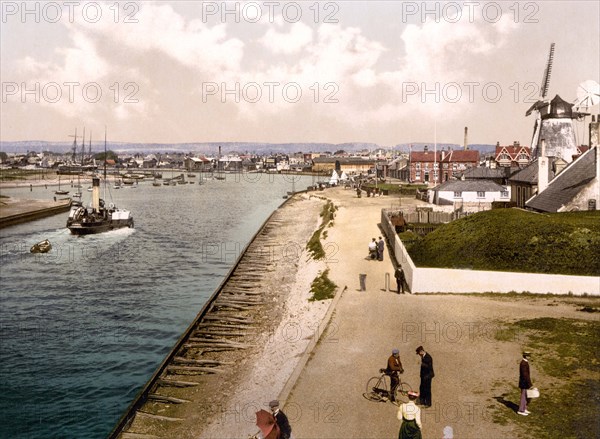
397 391 422 439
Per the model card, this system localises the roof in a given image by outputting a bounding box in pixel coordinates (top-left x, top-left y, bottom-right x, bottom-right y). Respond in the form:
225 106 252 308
433 179 506 192
543 95 574 120
461 167 509 180
440 149 480 163
509 162 539 184
312 157 375 164
526 147 597 212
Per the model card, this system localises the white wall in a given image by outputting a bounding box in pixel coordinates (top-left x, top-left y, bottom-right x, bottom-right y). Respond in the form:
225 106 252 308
382 209 599 295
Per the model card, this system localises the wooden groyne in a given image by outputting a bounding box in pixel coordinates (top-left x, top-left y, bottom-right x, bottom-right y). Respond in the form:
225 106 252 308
108 194 306 439
0 199 72 229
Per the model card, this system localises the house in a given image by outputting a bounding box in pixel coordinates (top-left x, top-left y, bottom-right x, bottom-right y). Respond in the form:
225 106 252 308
508 163 539 208
460 166 512 185
311 157 375 174
525 146 599 212
494 142 532 167
185 156 211 171
409 146 479 184
429 180 511 210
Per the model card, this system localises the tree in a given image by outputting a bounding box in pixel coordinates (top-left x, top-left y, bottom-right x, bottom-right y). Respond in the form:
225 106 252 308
94 150 118 161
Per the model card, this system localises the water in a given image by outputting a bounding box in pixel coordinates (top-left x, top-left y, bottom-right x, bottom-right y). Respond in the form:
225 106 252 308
0 173 319 439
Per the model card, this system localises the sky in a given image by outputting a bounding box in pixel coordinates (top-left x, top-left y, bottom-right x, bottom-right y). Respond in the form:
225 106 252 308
1 1 599 147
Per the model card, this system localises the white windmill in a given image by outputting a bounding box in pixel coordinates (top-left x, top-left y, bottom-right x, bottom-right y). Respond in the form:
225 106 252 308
573 80 600 146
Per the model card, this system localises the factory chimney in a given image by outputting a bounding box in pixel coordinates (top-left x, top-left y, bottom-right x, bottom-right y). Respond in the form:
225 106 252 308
464 127 468 150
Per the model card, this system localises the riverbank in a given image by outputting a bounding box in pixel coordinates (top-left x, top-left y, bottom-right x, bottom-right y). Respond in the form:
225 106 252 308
0 197 72 228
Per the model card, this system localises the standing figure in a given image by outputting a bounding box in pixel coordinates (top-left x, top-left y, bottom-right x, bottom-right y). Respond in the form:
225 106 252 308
377 236 385 261
269 400 292 439
416 346 434 407
518 351 533 416
397 391 422 439
387 349 404 402
395 265 406 294
368 238 377 259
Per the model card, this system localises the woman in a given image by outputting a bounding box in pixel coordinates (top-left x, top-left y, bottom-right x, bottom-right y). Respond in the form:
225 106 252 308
397 391 422 439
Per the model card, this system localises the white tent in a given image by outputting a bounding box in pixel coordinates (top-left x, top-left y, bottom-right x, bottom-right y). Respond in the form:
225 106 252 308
339 171 349 181
329 170 339 185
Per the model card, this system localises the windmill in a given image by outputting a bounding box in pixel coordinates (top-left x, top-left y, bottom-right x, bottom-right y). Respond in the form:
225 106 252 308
525 43 555 155
525 43 580 163
573 80 600 146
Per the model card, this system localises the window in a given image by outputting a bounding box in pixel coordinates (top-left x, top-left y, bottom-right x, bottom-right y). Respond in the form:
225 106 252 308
415 171 421 180
454 191 462 198
415 163 421 170
501 191 509 198
477 191 485 198
443 163 448 169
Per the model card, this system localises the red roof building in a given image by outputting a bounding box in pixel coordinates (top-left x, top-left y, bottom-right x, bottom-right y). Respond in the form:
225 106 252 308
409 146 479 184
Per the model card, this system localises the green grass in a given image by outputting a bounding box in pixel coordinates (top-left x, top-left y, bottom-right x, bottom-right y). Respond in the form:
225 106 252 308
492 318 600 438
404 209 600 276
309 269 337 301
306 200 337 260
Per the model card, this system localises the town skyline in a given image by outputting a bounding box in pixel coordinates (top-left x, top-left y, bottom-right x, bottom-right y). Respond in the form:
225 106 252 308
1 1 599 145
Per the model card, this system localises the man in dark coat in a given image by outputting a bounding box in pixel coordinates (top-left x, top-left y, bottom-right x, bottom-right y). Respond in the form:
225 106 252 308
387 348 404 402
269 400 292 439
377 236 385 261
416 346 434 407
395 265 406 294
518 351 533 416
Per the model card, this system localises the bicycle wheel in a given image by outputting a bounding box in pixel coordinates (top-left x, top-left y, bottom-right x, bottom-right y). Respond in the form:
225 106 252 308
395 381 413 402
365 376 386 402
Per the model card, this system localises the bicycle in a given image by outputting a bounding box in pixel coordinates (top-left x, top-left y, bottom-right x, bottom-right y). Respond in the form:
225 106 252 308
364 369 413 404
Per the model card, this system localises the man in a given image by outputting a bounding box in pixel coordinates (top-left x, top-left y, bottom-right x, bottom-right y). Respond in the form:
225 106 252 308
416 346 434 407
269 400 292 439
368 238 377 259
518 351 533 416
395 265 406 294
387 348 404 402
377 236 385 261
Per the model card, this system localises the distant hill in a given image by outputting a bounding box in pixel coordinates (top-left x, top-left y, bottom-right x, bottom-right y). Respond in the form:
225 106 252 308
0 140 496 155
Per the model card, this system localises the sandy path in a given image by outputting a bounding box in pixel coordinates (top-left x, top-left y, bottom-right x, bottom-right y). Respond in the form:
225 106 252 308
284 187 599 439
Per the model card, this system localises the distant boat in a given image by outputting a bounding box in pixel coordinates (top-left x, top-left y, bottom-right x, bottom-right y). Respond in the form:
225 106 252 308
122 178 134 185
55 175 69 195
152 180 161 187
30 239 51 254
66 131 134 235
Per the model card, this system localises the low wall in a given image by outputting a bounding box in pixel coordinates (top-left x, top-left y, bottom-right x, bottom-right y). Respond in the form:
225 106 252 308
381 209 600 295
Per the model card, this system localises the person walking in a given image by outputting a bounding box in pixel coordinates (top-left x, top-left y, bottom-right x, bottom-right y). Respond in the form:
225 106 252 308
269 400 292 439
377 236 385 261
395 265 406 294
386 349 404 403
416 346 434 407
368 238 377 259
518 351 533 416
397 391 422 439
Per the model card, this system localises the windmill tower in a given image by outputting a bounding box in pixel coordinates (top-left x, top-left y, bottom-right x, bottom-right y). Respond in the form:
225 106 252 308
526 43 580 163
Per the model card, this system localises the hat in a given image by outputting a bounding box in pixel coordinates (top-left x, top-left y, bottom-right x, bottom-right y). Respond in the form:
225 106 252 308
415 345 424 353
522 351 532 357
392 348 399 355
407 391 419 399
268 400 279 408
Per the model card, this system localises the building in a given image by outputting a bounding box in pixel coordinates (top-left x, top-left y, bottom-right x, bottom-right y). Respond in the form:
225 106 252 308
429 179 510 208
311 157 375 174
525 146 599 212
409 146 479 184
494 142 532 167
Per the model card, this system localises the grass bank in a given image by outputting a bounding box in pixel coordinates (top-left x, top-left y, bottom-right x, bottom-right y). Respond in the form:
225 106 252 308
403 209 600 276
306 200 337 260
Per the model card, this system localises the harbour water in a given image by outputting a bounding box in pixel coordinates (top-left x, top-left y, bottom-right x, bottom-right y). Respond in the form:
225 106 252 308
0 173 319 438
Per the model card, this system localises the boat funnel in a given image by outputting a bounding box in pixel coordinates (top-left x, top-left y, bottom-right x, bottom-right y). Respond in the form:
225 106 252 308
92 177 100 211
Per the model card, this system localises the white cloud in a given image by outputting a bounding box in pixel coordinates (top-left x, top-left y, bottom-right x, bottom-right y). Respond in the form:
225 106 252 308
259 22 313 54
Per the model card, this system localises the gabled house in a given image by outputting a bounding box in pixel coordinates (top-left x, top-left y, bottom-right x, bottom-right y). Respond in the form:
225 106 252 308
494 142 532 167
409 147 479 184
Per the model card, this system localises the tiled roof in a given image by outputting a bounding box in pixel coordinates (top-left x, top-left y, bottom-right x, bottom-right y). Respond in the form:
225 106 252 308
526 148 597 212
410 151 440 162
440 150 480 162
313 157 375 164
433 179 506 192
509 162 538 184
461 167 509 180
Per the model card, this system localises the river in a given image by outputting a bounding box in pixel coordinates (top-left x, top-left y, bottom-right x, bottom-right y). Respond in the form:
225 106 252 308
0 173 320 438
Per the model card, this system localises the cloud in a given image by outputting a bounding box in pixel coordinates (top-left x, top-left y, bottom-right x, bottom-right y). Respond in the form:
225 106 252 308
258 22 313 54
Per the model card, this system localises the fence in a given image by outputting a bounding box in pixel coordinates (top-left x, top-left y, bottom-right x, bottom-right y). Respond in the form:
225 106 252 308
381 209 600 295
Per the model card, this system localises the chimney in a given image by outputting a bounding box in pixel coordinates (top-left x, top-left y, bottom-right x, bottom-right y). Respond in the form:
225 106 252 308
424 145 428 152
590 114 600 148
92 177 100 211
538 139 549 193
464 127 468 150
